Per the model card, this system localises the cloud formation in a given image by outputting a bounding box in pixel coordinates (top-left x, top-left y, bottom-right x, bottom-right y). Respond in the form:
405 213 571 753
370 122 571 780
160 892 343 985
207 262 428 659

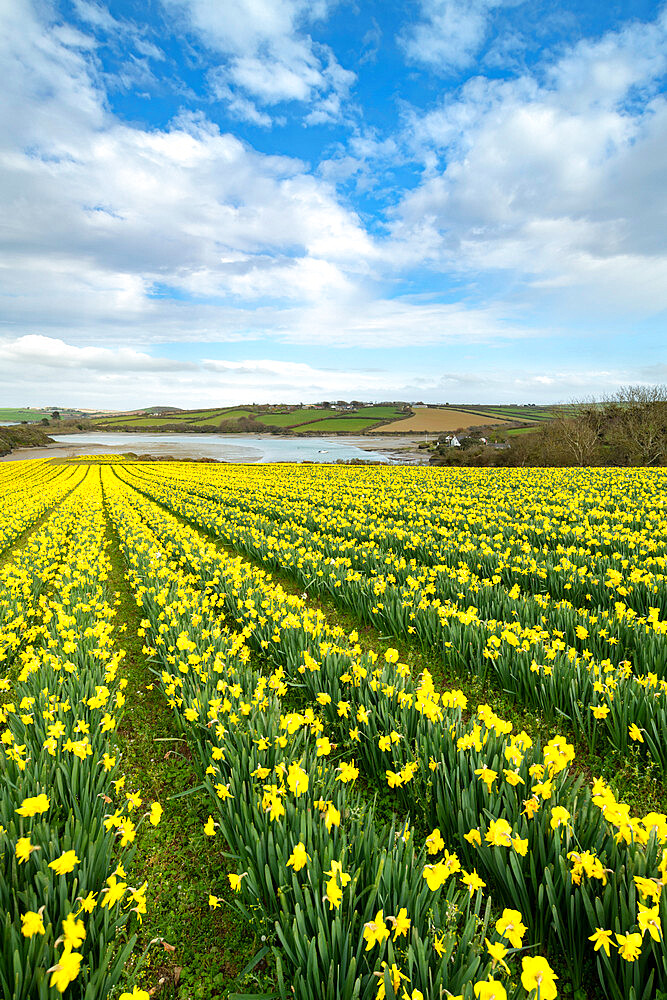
0 335 192 372
0 0 665 406
395 9 667 312
0 1 375 342
165 0 355 124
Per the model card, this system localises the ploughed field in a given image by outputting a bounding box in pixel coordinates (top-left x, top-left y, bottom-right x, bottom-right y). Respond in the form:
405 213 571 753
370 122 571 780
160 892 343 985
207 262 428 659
381 408 514 432
2 457 666 1000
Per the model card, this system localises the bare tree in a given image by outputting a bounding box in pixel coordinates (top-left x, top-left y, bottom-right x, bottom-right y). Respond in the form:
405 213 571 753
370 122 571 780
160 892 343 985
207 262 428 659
604 384 667 466
552 410 601 466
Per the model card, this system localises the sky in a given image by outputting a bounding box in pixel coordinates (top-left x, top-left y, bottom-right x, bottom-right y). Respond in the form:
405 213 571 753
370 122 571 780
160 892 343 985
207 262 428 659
1 0 666 408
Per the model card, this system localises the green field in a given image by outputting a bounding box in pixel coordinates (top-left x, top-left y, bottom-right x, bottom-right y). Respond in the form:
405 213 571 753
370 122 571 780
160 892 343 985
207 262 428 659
180 408 233 420
0 408 47 422
197 409 254 424
506 425 541 436
294 416 386 433
94 409 253 428
351 405 407 419
89 404 408 434
451 405 555 424
256 408 329 427
101 417 182 427
91 415 154 426
489 409 554 422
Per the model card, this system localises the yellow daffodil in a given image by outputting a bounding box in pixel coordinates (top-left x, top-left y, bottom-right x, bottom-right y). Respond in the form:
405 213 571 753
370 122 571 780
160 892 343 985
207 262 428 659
15 836 38 864
325 877 343 910
363 909 390 950
425 828 445 855
228 872 247 892
485 938 510 974
337 760 359 783
101 874 127 908
16 793 50 817
616 931 643 961
389 907 410 940
48 945 83 993
496 909 527 948
588 928 613 956
637 902 662 942
286 842 310 872
520 957 558 1000
61 913 86 949
21 910 46 938
324 802 340 832
473 979 507 1000
461 869 486 895
48 850 80 876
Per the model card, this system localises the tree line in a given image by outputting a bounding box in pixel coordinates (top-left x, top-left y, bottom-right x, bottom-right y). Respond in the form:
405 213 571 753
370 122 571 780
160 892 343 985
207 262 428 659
430 385 667 467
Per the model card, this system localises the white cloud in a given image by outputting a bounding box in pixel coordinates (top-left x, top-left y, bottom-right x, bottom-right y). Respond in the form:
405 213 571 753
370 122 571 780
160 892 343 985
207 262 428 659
0 0 551 357
208 83 274 126
227 55 322 104
318 129 400 192
401 0 506 73
163 0 354 123
395 8 667 312
0 2 379 344
283 294 533 348
639 363 667 381
0 334 658 410
0 335 193 372
0 336 401 408
199 358 387 392
165 0 320 55
71 0 119 31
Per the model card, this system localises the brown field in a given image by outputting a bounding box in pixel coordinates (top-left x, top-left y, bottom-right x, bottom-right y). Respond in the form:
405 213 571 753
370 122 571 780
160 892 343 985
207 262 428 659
381 408 513 433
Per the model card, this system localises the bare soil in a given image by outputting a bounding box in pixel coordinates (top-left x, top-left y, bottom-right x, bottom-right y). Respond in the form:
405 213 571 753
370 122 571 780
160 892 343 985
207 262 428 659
381 408 512 433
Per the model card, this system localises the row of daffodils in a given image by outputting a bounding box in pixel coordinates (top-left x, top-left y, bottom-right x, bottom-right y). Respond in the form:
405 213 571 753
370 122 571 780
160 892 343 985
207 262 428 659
103 465 666 1000
0 469 158 998
0 461 86 556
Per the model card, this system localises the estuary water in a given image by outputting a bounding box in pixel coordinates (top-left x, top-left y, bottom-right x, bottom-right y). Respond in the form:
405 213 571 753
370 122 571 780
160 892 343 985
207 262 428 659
0 431 426 464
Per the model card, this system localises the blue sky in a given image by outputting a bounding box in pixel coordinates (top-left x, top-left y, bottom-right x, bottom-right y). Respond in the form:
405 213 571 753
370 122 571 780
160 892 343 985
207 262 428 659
0 0 665 407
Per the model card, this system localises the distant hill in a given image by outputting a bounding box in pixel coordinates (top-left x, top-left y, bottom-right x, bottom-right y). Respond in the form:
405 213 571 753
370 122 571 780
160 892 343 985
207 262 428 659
51 402 560 436
82 403 414 434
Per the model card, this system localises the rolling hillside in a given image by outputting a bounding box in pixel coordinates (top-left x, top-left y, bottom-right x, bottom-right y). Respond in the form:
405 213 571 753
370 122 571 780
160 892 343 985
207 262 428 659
88 403 412 434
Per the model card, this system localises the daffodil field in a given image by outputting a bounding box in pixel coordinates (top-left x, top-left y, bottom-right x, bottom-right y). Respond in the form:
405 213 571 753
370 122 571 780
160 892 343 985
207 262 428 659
1 468 157 999
2 460 666 1000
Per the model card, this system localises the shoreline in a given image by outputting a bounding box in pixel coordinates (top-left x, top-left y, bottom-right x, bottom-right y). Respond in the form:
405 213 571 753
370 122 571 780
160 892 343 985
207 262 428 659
0 432 432 465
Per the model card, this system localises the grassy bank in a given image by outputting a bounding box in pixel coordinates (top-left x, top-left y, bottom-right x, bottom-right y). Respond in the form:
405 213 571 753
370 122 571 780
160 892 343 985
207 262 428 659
103 503 274 999
0 423 54 456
